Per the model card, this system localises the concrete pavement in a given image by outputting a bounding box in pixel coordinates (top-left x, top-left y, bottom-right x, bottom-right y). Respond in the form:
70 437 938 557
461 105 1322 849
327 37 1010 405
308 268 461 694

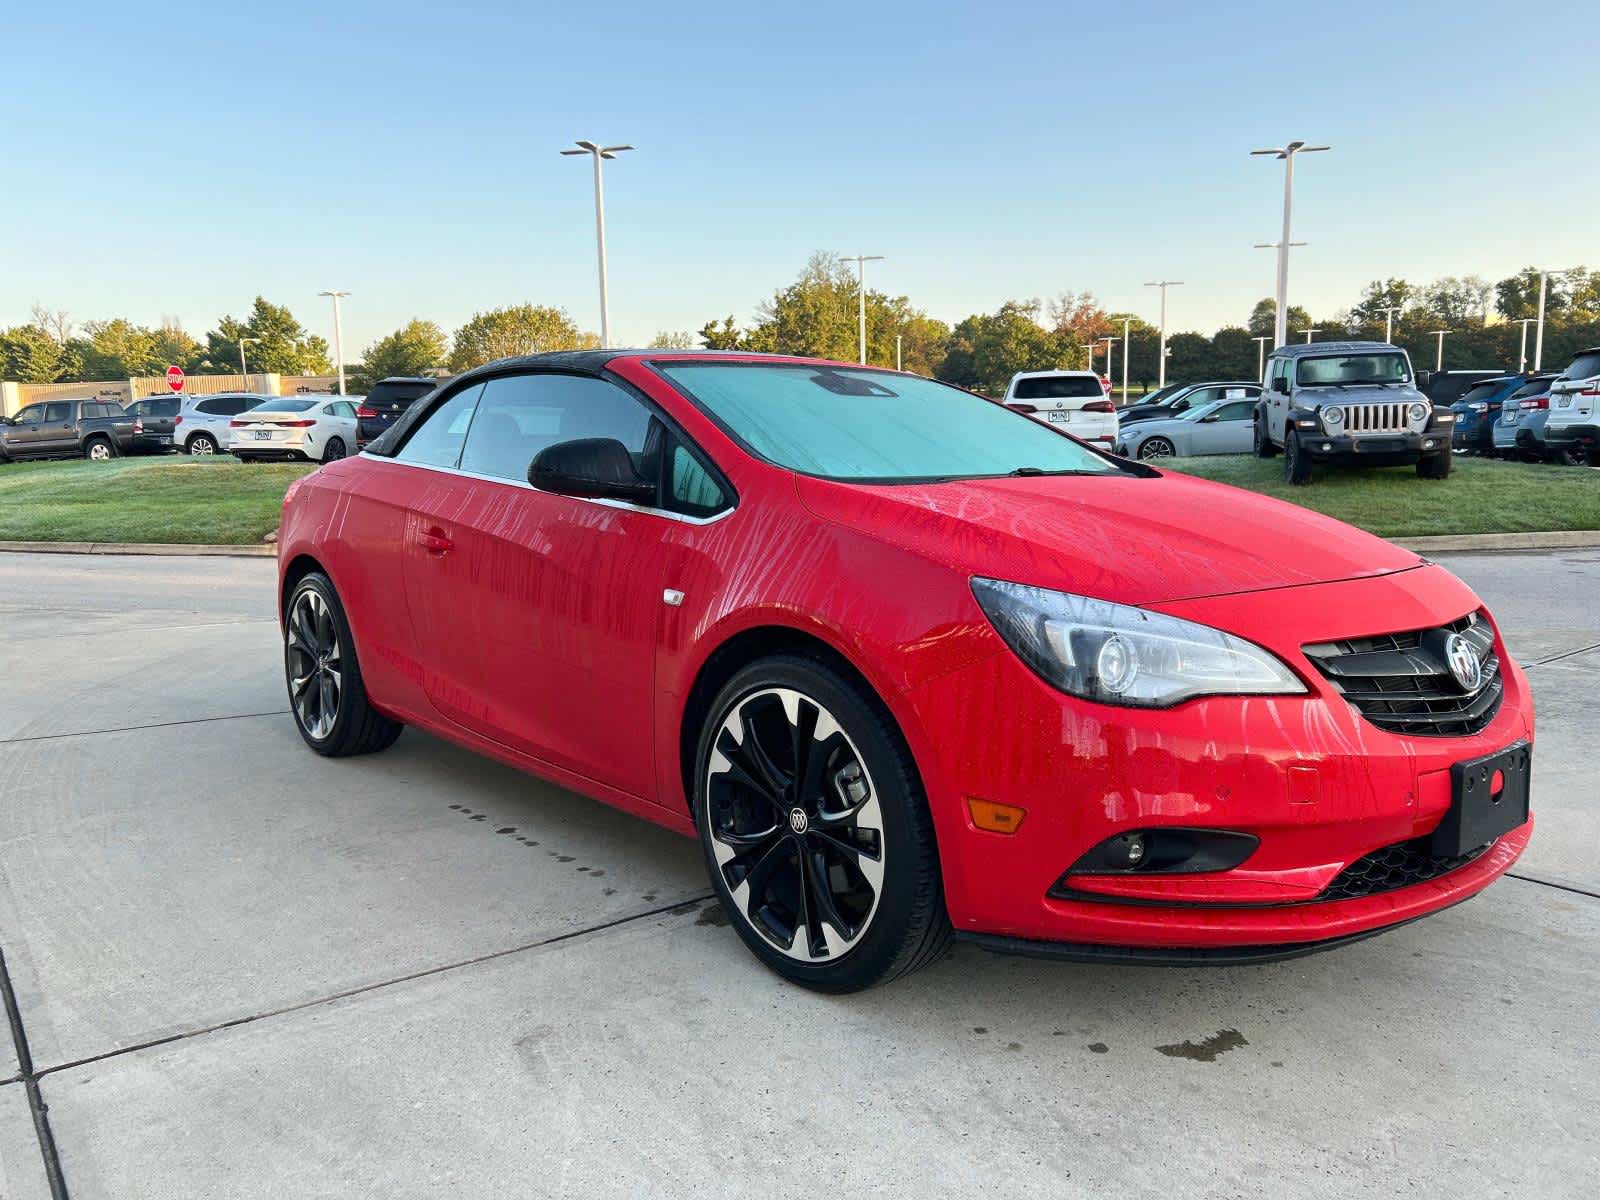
0 551 1595 1198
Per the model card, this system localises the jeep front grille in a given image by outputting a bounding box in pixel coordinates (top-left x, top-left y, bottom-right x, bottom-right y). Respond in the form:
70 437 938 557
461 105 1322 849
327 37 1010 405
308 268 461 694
1345 402 1410 433
1302 613 1502 737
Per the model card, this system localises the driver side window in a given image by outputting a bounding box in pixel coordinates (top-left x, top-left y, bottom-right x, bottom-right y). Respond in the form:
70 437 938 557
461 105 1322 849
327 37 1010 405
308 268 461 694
14 406 42 424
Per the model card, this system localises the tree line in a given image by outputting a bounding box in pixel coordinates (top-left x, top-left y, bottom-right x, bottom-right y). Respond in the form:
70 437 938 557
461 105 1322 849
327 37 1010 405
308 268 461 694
6 257 1597 396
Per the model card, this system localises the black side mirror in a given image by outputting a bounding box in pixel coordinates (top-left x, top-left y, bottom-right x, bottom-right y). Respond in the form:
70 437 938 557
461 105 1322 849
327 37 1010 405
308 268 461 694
529 437 655 505
1272 377 1290 395
1200 413 1219 423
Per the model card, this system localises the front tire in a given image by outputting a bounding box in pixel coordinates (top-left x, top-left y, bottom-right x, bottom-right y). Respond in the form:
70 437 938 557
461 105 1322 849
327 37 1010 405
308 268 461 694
694 654 949 992
1136 436 1175 462
1283 432 1312 485
1416 451 1452 480
284 572 402 757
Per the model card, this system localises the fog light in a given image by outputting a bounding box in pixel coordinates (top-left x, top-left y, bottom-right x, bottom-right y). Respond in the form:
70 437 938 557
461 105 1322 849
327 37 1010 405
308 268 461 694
1123 833 1146 866
1424 439 1437 449
1320 442 1332 451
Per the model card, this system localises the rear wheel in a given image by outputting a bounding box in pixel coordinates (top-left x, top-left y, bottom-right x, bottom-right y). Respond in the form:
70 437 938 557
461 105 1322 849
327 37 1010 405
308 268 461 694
284 572 402 757
322 437 347 463
188 433 217 456
1283 432 1312 485
1416 451 1452 480
694 655 949 992
83 436 115 461
1136 436 1174 462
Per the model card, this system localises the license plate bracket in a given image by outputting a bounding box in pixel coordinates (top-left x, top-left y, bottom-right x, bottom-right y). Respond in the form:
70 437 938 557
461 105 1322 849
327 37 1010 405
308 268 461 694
1431 741 1531 857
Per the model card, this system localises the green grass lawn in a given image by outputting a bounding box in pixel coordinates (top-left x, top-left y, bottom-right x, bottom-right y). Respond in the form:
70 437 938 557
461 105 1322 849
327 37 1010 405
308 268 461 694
0 456 315 544
0 451 1595 546
1165 454 1600 538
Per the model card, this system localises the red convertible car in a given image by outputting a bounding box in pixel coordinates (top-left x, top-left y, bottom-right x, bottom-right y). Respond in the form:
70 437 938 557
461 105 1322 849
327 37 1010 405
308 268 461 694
276 351 1533 991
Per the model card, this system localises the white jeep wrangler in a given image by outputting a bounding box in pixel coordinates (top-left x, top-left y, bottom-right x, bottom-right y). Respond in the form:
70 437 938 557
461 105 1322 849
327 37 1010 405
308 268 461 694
1255 341 1456 485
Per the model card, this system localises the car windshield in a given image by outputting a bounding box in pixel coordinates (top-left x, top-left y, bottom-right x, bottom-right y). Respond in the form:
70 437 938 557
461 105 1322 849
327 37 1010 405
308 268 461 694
1296 353 1411 386
250 399 317 414
658 363 1124 482
1559 351 1600 381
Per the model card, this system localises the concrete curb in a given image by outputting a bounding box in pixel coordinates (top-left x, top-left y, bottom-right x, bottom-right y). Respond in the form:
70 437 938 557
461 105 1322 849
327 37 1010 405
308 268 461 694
0 540 277 558
1393 531 1600 554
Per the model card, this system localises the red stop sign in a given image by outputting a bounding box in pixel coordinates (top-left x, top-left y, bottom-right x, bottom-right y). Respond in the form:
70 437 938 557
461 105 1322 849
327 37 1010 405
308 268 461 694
166 365 185 392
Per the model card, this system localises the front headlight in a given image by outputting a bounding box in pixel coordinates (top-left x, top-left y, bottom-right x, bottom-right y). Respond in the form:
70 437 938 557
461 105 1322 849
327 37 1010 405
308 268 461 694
1321 406 1344 429
971 578 1306 708
1409 402 1430 423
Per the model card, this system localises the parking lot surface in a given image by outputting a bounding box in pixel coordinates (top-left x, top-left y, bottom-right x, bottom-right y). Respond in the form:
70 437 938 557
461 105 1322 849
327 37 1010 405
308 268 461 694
0 550 1596 1198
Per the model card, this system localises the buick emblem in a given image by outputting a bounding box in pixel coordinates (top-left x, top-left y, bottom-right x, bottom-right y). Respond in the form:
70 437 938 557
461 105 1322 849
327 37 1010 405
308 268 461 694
1444 633 1482 692
787 807 810 835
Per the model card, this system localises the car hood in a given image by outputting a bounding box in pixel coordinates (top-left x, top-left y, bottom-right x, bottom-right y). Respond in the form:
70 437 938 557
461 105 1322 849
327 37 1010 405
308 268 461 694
1122 415 1192 440
795 469 1421 606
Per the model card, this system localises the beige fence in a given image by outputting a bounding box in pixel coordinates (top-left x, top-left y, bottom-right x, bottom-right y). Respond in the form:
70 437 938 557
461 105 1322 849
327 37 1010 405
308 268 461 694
2 373 340 416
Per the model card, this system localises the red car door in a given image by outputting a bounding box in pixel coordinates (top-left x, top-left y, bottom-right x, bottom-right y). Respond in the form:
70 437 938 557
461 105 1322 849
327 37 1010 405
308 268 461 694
401 371 669 800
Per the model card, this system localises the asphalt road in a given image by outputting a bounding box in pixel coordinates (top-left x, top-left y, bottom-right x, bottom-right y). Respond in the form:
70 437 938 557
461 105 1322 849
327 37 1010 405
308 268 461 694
0 550 1595 1198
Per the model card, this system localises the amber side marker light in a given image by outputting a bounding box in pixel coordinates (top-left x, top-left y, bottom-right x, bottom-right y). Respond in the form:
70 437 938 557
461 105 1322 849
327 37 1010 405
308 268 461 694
967 797 1026 834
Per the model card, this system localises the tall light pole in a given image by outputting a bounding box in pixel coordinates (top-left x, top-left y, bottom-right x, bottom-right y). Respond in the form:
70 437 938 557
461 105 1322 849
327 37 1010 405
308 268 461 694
1298 328 1321 344
1250 141 1330 349
895 334 903 372
1516 318 1537 373
1120 317 1131 403
238 336 259 381
1144 280 1183 387
1429 329 1451 371
1252 335 1271 379
318 290 350 394
560 139 634 349
1101 337 1118 388
840 255 885 364
1378 304 1402 343
1533 267 1579 371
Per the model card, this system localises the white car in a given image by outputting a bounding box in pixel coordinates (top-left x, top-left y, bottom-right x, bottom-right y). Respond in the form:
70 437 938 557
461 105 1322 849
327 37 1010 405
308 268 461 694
175 393 270 455
228 397 360 463
1000 370 1118 448
1544 346 1600 466
1116 396 1259 461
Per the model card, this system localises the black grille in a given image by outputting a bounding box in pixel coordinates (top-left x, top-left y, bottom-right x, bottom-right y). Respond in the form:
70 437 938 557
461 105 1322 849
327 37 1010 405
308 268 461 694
1303 613 1502 737
1316 837 1489 902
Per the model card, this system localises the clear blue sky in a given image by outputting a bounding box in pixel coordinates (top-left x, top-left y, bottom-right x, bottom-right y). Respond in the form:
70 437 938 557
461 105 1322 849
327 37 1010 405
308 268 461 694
3 0 1595 355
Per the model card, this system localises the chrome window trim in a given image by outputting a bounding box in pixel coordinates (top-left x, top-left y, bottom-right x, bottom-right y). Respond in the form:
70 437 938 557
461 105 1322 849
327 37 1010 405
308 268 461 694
359 452 737 527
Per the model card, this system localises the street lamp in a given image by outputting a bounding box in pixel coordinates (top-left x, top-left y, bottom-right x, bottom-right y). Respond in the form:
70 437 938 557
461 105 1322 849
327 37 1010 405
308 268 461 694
895 334 903 372
238 336 259 380
1251 335 1271 380
318 290 350 395
1143 280 1183 387
1298 328 1321 344
1429 329 1451 371
1516 318 1537 374
1101 337 1118 389
840 254 885 364
1533 267 1579 371
560 139 634 349
1377 304 1403 344
1120 316 1132 404
1250 141 1330 349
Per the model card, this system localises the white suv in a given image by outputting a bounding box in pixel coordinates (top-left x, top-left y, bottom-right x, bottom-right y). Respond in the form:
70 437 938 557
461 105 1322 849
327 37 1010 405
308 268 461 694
175 393 269 455
1001 370 1117 448
1544 346 1600 466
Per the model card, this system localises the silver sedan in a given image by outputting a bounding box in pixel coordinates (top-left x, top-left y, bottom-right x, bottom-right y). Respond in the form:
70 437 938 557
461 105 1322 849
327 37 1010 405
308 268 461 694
1116 397 1259 461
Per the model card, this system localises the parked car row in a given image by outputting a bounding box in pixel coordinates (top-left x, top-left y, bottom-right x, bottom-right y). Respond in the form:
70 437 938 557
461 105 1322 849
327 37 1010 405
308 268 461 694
0 378 445 466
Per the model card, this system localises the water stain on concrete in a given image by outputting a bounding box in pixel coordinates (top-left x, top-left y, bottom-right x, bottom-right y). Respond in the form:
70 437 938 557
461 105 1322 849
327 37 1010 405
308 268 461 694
1087 1043 1109 1054
1155 1029 1248 1062
696 904 730 926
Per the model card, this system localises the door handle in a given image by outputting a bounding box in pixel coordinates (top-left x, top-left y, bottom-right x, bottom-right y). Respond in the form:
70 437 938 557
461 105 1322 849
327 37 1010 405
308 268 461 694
417 528 453 555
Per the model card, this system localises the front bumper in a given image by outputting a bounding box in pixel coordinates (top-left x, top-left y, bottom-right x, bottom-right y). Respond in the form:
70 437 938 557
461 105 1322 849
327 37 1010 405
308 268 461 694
1299 429 1446 465
901 565 1534 953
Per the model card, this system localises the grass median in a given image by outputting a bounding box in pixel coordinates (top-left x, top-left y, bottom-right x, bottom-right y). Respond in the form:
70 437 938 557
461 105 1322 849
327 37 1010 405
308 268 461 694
0 456 315 544
1164 454 1600 538
0 451 1595 547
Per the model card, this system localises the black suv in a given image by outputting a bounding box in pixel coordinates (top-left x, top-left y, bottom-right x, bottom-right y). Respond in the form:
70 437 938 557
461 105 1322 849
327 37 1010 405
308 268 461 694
124 395 182 453
355 377 438 449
